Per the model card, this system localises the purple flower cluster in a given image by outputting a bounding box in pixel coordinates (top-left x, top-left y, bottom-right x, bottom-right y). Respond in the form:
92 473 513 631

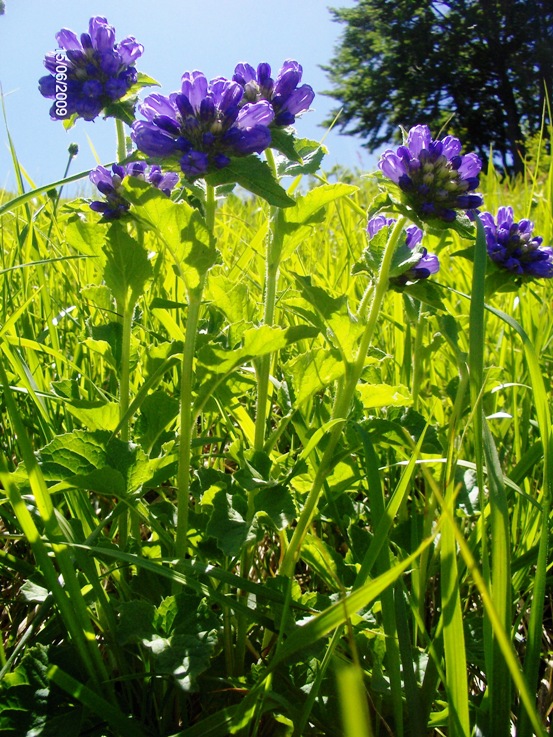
89 162 179 220
368 215 440 285
39 17 143 121
232 60 315 127
131 72 276 178
379 125 483 223
480 207 553 278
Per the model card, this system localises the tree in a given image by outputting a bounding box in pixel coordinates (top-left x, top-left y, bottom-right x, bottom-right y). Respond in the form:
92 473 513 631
323 0 553 174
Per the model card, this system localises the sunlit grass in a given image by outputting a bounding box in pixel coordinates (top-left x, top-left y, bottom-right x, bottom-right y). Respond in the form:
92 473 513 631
0 136 552 736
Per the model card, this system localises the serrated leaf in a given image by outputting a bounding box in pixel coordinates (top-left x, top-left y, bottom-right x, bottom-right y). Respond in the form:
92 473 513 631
121 179 219 290
37 430 153 497
65 400 120 432
116 601 156 645
205 488 249 557
357 383 412 409
206 156 295 207
286 348 346 405
294 274 364 361
136 390 180 454
275 137 327 176
63 216 108 257
399 279 445 310
103 221 153 307
253 485 296 531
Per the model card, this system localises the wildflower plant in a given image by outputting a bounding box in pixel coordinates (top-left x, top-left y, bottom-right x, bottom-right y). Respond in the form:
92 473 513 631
89 162 179 219
2 14 553 737
376 124 483 233
38 16 155 126
481 205 553 278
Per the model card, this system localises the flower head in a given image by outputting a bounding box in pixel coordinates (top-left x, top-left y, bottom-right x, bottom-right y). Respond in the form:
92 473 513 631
233 60 314 126
378 125 483 223
39 16 143 121
368 215 440 285
480 206 553 277
89 162 179 220
131 71 274 178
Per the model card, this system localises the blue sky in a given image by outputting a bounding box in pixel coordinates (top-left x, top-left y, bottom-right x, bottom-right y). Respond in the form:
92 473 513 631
0 0 378 195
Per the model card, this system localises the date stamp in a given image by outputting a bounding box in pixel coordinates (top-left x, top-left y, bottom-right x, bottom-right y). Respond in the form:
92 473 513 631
53 50 69 117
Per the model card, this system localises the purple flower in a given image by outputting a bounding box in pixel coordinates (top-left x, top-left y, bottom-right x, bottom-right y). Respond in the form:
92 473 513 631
480 207 553 278
89 162 179 220
39 16 143 122
131 71 274 178
233 60 314 126
378 125 483 223
368 215 440 285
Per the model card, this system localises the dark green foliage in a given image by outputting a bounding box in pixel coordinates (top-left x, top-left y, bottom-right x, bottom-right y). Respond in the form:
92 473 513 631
324 0 553 172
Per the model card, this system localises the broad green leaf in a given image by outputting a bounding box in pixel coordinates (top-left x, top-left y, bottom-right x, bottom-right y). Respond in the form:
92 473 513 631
121 179 219 290
38 430 153 497
286 348 345 405
204 487 250 557
63 215 108 257
284 183 358 225
356 382 412 409
198 324 319 376
275 137 328 176
136 390 180 454
253 485 296 531
65 400 121 432
206 156 295 207
294 274 364 361
281 183 359 258
103 221 153 307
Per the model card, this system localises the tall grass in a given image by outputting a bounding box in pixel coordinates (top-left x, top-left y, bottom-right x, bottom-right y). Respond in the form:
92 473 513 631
0 126 552 737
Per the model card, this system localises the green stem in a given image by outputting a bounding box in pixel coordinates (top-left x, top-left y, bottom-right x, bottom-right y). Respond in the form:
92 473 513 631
174 282 205 562
174 185 215 562
115 118 127 162
116 298 133 550
119 300 133 444
279 216 407 578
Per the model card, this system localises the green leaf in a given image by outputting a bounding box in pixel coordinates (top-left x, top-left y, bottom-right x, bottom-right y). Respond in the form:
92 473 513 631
63 215 108 257
103 221 153 307
65 400 121 432
206 156 295 207
121 179 219 290
253 485 296 531
205 487 250 557
37 430 153 497
286 348 346 405
136 390 180 454
356 382 412 409
275 137 327 176
294 274 364 361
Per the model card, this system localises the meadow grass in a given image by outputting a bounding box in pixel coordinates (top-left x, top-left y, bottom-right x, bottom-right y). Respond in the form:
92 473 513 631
0 134 552 737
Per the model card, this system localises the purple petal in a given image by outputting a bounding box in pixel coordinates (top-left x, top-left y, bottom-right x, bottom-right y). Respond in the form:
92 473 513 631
367 215 394 237
233 63 256 85
140 93 177 122
117 36 143 65
405 224 423 250
180 150 209 177
181 71 208 113
55 29 82 51
441 135 462 160
89 17 115 52
131 121 181 157
406 125 432 156
38 75 56 98
280 85 314 116
236 100 274 128
458 152 482 179
378 151 406 184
